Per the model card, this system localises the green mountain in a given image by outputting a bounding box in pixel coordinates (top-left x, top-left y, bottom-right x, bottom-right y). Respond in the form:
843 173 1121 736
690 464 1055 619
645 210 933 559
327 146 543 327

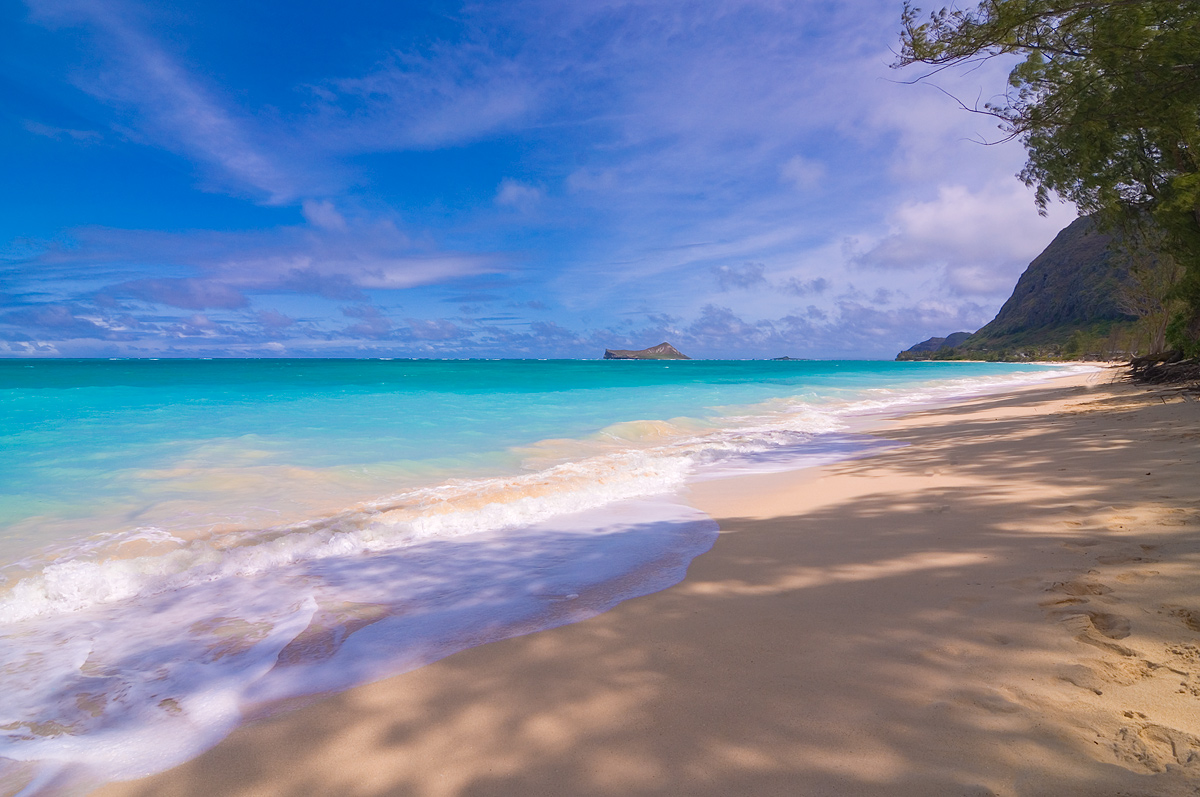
898 216 1140 361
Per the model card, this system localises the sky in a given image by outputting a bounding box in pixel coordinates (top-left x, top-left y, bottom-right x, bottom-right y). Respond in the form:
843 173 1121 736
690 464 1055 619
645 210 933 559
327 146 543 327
0 0 1079 359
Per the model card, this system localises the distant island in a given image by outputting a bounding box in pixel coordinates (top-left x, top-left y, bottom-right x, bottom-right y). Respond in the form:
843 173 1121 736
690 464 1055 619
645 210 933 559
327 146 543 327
603 342 691 360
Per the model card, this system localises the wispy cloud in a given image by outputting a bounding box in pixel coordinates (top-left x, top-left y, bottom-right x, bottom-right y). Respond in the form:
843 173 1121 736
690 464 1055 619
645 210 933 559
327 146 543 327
780 277 829 296
11 217 501 305
712 262 767 291
7 0 1083 357
103 278 248 309
312 40 538 151
27 0 313 202
22 119 102 141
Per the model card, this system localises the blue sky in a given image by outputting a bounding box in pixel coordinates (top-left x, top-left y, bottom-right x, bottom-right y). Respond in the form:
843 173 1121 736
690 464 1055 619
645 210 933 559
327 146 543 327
1 0 1077 358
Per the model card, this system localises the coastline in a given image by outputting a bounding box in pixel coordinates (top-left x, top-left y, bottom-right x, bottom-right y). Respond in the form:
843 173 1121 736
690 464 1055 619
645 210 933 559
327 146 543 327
89 370 1200 796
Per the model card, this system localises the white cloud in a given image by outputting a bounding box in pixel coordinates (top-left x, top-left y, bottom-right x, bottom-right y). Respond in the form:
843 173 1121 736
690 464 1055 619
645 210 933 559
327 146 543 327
854 181 1077 295
494 179 542 211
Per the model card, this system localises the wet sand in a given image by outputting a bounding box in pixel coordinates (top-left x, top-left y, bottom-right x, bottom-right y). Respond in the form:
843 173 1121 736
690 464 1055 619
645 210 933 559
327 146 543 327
95 371 1200 797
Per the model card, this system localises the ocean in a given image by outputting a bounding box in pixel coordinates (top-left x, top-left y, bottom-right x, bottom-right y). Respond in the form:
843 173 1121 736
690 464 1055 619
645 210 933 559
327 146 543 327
0 358 1089 792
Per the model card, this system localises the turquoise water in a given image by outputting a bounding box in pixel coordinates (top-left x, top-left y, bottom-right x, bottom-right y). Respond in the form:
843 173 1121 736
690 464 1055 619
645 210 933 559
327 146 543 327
0 358 1083 792
1 358 1063 557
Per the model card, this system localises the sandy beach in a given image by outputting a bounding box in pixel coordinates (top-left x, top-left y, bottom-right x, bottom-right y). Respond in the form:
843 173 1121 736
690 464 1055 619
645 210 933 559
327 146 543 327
92 371 1200 797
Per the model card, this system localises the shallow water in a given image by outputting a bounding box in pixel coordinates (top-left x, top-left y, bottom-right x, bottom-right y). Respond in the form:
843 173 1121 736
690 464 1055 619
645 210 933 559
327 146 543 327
0 358 1089 792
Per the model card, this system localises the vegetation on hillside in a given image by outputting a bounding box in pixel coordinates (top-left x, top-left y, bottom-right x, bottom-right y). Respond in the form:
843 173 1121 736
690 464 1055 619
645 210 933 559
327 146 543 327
896 0 1200 361
897 216 1181 361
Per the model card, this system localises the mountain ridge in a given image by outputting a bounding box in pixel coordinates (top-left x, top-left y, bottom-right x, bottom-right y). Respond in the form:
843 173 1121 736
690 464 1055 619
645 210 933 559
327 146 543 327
898 216 1140 361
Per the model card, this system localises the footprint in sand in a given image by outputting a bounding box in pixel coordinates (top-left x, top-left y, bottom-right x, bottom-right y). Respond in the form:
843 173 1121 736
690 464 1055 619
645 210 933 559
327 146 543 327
1057 658 1162 696
1053 609 1132 640
1047 580 1113 596
1039 580 1116 609
1111 721 1200 772
1168 607 1200 633
1087 611 1133 639
1099 658 1161 685
1076 633 1141 658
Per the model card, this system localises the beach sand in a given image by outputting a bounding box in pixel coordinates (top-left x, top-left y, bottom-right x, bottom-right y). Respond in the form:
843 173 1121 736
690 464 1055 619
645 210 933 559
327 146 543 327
94 371 1200 797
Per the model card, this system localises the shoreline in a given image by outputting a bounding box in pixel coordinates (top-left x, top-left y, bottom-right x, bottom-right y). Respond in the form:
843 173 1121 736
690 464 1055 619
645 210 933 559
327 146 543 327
0 362 1089 792
82 370 1200 795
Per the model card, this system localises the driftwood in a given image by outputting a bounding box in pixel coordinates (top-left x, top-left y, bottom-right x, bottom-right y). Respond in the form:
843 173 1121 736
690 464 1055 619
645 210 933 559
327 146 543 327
1128 351 1200 385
